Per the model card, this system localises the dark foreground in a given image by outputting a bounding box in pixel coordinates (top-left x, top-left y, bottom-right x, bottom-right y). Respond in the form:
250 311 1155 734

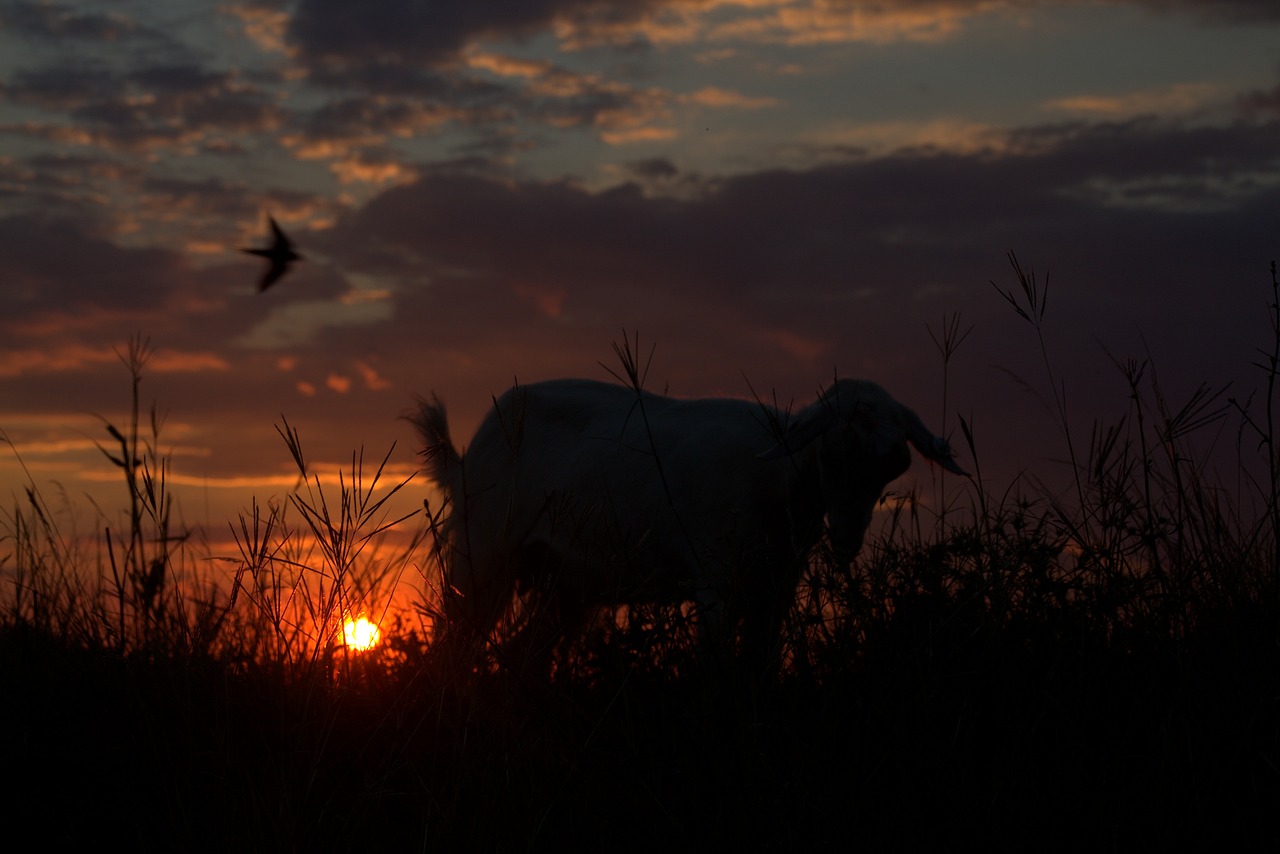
4 595 1276 854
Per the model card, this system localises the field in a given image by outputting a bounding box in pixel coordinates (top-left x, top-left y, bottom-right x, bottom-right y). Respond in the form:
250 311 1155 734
3 264 1278 852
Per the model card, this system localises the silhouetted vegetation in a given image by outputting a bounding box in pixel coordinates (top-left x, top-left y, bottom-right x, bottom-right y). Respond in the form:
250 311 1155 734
3 264 1279 851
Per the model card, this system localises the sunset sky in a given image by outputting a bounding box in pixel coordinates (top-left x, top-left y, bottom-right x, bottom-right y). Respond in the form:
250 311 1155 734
2 0 1279 541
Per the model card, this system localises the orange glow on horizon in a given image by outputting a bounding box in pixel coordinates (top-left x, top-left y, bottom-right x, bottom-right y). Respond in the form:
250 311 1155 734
343 616 381 651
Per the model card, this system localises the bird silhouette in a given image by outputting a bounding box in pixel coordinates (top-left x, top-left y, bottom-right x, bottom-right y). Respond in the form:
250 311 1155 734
242 214 302 292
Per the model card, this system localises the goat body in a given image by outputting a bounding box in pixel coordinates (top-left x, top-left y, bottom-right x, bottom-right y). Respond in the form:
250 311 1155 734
413 377 964 668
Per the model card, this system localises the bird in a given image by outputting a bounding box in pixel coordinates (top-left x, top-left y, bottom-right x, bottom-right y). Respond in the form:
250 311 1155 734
242 214 302 292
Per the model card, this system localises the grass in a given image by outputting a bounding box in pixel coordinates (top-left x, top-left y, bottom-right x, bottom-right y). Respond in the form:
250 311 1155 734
3 263 1280 852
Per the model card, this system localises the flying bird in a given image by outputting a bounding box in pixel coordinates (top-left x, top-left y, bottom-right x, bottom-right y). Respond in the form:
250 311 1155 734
242 214 302 292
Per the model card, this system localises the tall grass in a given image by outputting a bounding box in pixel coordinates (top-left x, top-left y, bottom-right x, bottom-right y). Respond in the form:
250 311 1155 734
1 262 1277 851
2 335 197 653
2 334 429 676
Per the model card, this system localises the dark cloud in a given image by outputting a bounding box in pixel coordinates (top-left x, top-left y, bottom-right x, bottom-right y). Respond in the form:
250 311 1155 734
301 60 511 102
0 152 139 218
332 116 1279 303
1130 0 1280 22
1239 84 1280 119
2 61 281 153
1006 115 1280 172
282 0 1280 86
128 63 232 97
287 0 671 72
3 63 115 108
527 80 669 136
0 214 187 317
290 93 503 154
309 114 1278 457
138 176 307 222
0 1 146 41
629 157 680 180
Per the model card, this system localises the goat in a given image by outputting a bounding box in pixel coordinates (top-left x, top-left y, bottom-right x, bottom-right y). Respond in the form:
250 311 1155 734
411 377 966 674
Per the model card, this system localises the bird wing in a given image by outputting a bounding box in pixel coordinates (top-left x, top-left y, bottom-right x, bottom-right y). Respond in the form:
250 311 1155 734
268 215 293 251
258 261 287 292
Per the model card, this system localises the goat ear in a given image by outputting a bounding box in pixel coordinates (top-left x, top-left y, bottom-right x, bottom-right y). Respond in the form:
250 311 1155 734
899 405 969 476
758 406 833 460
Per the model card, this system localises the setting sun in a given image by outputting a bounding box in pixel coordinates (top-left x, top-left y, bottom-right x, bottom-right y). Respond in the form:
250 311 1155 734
343 617 380 651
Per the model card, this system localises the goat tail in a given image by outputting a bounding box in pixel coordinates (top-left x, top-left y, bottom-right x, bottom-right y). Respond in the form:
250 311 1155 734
409 393 464 494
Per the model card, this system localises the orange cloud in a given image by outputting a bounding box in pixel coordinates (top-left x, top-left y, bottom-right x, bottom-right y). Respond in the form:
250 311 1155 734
465 52 551 79
600 126 680 144
686 86 779 110
555 0 1005 49
356 361 392 390
0 345 117 377
760 326 828 362
466 51 608 99
330 156 412 186
803 118 1001 156
1 437 99 456
1043 83 1219 117
735 1 991 45
225 3 291 54
148 349 231 373
513 282 569 318
281 135 383 160
139 471 301 490
0 345 224 377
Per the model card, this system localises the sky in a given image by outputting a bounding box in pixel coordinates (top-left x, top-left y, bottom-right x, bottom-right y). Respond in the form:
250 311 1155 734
1 0 1279 552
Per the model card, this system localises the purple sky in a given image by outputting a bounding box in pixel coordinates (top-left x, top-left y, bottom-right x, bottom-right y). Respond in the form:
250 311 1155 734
1 0 1278 539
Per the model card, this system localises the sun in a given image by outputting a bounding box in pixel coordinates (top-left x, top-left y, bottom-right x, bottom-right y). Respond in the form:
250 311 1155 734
342 616 380 651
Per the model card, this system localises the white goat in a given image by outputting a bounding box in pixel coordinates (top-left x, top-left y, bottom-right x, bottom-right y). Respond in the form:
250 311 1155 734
412 377 965 672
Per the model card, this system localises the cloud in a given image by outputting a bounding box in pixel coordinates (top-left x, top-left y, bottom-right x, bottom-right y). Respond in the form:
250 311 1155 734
1132 0 1280 23
331 113 1280 288
513 281 571 318
0 214 188 316
286 0 674 72
356 361 392 390
6 105 1274 402
0 344 122 378
308 113 1278 444
627 157 681 180
0 1 151 42
327 152 416 186
236 296 395 349
279 97 474 183
148 350 233 373
1239 84 1280 119
0 345 228 378
800 118 1002 158
1 61 281 154
295 0 1021 98
280 50 737 170
224 1 292 53
1043 82 1221 117
685 86 780 110
0 205 364 456
287 99 464 153
703 0 1006 46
